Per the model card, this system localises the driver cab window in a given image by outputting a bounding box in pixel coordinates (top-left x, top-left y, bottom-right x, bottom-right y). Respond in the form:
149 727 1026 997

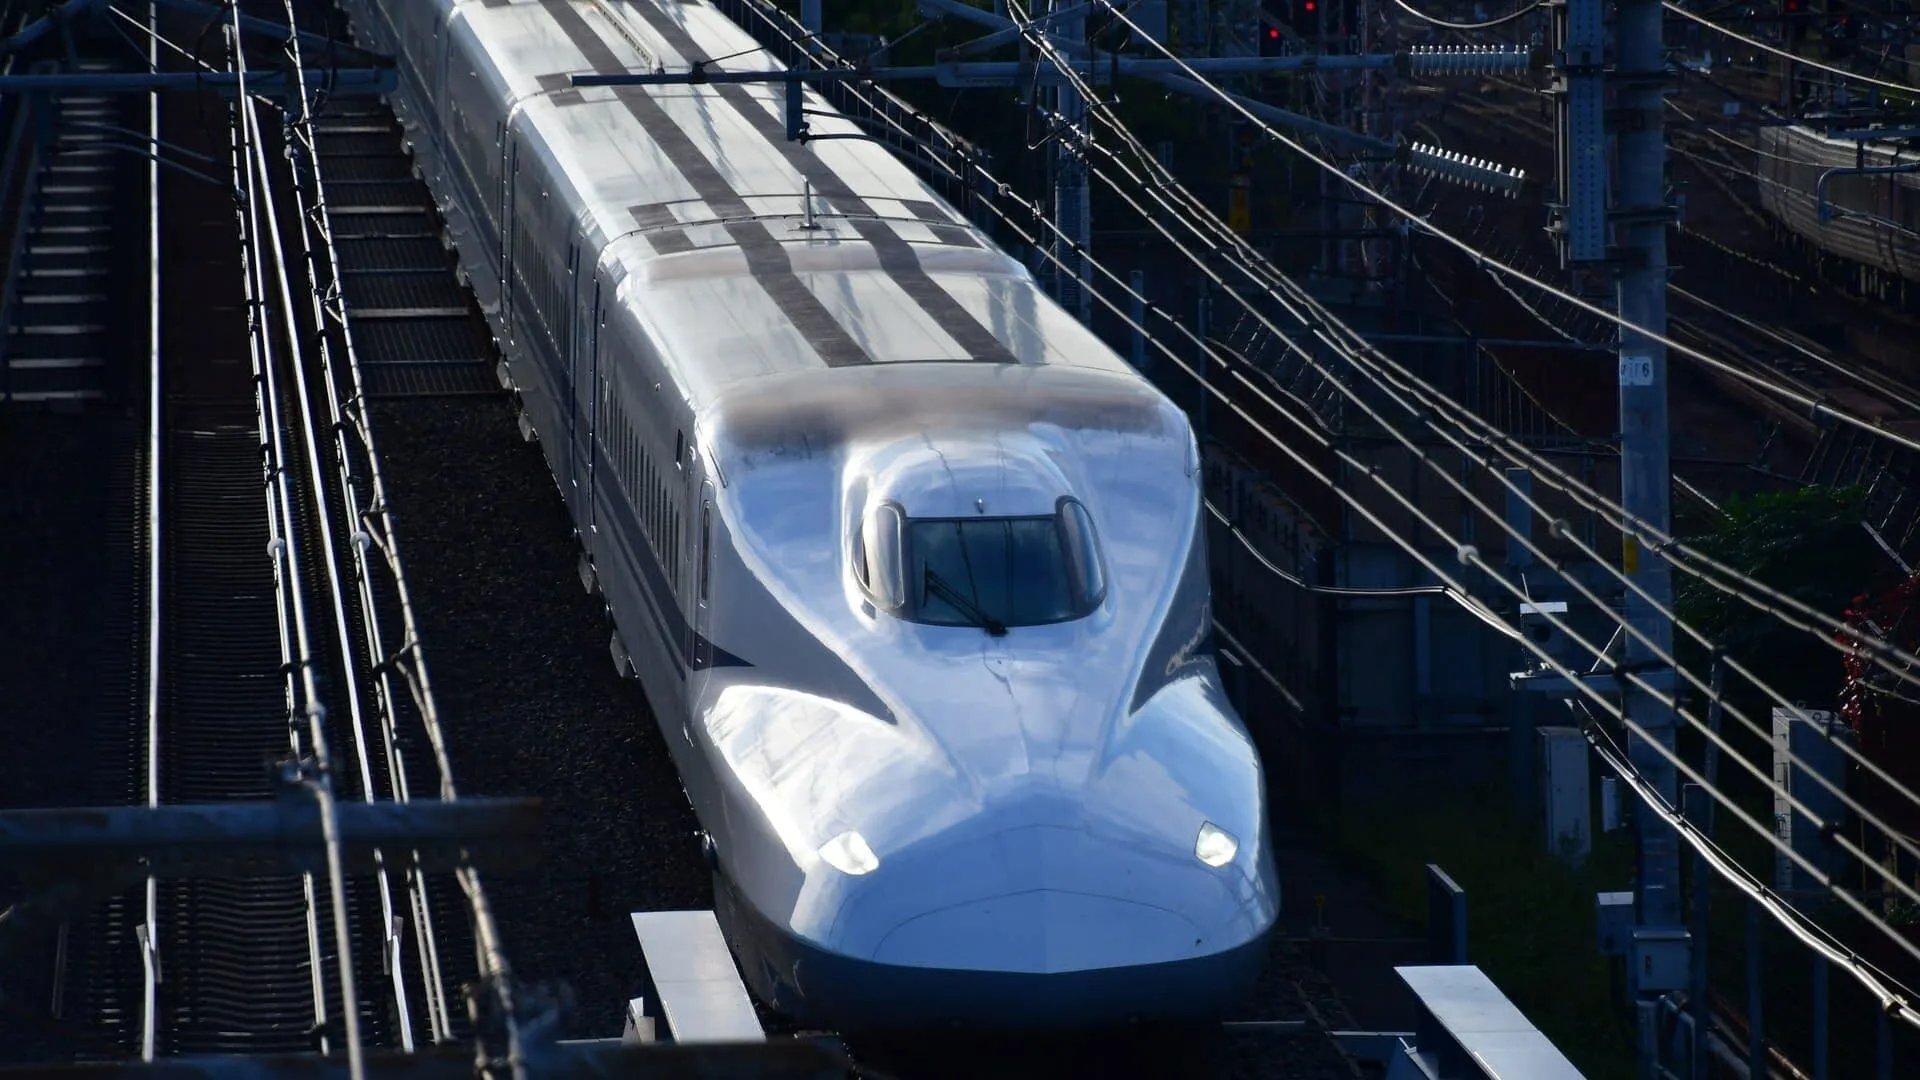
853 497 1105 629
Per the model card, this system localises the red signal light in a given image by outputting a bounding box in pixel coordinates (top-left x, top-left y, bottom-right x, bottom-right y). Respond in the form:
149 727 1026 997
1303 0 1316 9
1268 27 1280 37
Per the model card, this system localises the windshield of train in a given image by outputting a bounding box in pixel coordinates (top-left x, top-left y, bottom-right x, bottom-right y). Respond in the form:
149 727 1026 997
859 499 1106 632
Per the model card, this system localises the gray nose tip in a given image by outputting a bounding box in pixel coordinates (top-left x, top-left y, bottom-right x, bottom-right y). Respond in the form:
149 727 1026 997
873 889 1205 973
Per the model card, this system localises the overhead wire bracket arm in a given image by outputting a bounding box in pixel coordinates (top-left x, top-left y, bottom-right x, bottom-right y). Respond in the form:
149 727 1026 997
912 0 1530 184
1135 70 1398 154
933 0 1102 57
569 67 878 87
1818 162 1920 224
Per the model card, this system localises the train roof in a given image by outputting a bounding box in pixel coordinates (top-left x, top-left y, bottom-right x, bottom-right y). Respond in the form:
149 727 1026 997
455 0 1141 410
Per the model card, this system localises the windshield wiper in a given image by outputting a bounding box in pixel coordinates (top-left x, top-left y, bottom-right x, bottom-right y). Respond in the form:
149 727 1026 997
924 567 1007 637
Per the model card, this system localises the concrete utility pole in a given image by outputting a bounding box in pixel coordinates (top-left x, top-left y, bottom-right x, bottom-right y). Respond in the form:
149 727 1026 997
1614 0 1681 938
1539 0 1689 1064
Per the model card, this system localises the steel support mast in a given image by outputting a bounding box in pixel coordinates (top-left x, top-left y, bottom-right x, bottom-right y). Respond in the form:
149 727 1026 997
1537 0 1690 1057
1045 0 1090 323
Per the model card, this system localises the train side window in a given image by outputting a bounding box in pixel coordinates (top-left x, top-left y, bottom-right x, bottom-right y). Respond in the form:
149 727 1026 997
1057 498 1107 610
675 430 684 469
859 504 905 611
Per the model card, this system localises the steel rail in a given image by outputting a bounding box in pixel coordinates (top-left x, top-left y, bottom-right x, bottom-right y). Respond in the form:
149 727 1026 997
303 7 525 1068
138 0 160 1059
223 27 333 1053
226 18 372 1068
236 78 372 1080
264 0 429 1044
246 25 414 1057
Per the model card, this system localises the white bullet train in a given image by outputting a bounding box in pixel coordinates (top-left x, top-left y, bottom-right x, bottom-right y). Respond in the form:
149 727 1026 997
338 0 1279 1030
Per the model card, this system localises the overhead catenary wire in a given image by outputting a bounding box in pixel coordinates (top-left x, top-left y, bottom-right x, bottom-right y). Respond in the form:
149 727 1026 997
737 0 1920 1019
1426 59 1920 671
1004 0 1920 950
1004 7 1920 946
224 11 367 1078
259 2 528 1070
1094 0 1920 717
1072 134 1920 1019
1388 0 1547 30
261 2 420 1050
1665 2 1920 99
1065 115 1920 903
1587 724 1919 1020
1038 26 1920 844
1093 4 1920 466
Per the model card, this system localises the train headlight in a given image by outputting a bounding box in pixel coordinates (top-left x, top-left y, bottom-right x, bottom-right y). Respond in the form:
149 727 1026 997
819 830 880 876
1194 821 1238 868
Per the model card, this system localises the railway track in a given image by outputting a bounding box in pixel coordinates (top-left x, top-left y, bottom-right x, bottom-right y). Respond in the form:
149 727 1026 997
0 8 148 1063
5 3 1385 1074
0 3 485 1061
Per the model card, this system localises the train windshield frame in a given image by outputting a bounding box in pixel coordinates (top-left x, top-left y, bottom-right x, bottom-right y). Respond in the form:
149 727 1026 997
856 497 1106 631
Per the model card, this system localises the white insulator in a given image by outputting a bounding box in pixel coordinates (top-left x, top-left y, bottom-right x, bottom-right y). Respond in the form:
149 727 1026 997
1407 141 1528 197
1405 43 1532 77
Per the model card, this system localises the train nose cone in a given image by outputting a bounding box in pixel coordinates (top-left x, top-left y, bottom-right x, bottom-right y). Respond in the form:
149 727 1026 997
873 890 1204 972
819 819 1270 969
782 820 1273 1029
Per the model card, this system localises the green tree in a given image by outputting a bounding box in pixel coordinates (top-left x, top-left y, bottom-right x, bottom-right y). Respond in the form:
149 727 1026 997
1674 485 1888 710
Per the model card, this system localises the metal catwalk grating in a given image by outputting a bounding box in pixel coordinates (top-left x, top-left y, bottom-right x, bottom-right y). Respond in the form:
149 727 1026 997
318 155 415 183
351 316 493 365
343 272 472 312
333 236 449 273
325 180 433 208
327 211 436 240
312 132 401 156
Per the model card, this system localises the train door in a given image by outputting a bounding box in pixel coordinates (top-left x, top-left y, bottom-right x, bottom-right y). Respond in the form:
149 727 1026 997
691 478 715 678
500 138 518 342
581 273 602 544
565 238 589 519
680 476 722 823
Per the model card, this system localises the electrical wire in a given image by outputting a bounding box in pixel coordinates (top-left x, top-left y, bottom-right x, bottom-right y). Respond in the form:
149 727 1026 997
1068 60 1920 838
1085 129 1920 1018
1017 0 1920 871
739 0 1920 1019
1666 2 1920 99
1102 3 1920 464
265 5 429 1053
1588 725 1919 1020
1068 128 1920 899
262 4 530 1071
1093 0 1920 709
123 3 528 1069
1072 144 1920 1019
224 11 366 1076
1671 282 1920 414
1008 0 1920 920
1388 0 1547 30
